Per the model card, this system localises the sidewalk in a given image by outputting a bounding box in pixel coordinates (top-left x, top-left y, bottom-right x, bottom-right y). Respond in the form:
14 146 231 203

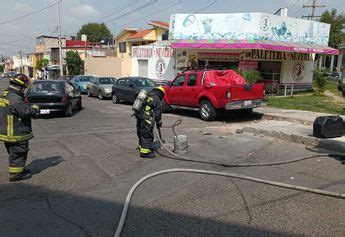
247 107 345 152
255 107 345 125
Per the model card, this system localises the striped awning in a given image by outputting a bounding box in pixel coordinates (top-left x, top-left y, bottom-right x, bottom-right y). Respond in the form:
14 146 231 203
171 39 339 55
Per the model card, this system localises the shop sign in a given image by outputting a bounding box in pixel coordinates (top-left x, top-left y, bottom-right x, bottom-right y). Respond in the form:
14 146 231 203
198 52 240 61
239 61 258 71
155 58 167 79
132 47 174 58
292 62 306 81
241 49 313 61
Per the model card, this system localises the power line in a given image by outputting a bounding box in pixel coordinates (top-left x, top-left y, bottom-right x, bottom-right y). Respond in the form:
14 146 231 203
118 0 182 29
194 0 217 13
0 0 63 26
105 0 158 24
96 1 140 22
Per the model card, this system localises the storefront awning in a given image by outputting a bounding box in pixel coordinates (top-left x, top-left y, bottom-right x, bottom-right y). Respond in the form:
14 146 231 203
171 40 339 55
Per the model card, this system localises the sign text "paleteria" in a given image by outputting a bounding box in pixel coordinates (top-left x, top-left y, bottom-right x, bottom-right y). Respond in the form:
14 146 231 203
246 50 313 61
132 47 174 58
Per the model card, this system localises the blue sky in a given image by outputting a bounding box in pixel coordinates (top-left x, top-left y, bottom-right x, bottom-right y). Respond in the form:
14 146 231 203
0 0 343 56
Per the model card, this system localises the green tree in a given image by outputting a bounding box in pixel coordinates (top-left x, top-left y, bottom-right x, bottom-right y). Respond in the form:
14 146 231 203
35 59 49 69
0 65 4 73
76 23 112 43
65 51 83 76
319 9 345 48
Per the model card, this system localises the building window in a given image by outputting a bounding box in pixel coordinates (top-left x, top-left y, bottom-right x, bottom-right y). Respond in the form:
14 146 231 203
119 42 126 53
162 31 169 41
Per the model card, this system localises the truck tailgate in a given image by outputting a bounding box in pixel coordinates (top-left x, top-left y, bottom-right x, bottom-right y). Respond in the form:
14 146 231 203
230 83 265 101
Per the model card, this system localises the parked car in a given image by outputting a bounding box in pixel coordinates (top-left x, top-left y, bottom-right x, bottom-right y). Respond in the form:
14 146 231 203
70 75 94 93
163 69 266 121
155 80 171 86
112 77 155 104
2 71 16 78
87 76 116 100
25 80 82 117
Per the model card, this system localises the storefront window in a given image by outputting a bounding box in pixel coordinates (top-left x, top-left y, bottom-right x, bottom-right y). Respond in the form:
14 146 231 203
257 61 281 81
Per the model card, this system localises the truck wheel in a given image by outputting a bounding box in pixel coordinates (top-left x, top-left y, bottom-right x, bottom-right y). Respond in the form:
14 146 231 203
162 100 173 113
199 100 217 121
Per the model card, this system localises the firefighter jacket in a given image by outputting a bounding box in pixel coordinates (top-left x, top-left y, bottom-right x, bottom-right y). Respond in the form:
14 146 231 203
0 89 37 142
137 91 162 126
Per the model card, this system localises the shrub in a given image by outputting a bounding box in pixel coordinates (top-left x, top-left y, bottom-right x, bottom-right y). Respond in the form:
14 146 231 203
313 70 327 96
242 69 262 84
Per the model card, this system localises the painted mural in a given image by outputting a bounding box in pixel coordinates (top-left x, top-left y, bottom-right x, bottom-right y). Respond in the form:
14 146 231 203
169 13 330 46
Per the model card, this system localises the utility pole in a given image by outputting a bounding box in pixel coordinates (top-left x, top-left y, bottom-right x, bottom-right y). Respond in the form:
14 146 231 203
19 51 23 74
57 0 63 76
302 0 325 20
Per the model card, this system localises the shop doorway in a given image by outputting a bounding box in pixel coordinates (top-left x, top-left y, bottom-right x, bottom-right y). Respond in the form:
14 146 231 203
138 60 148 77
257 61 282 94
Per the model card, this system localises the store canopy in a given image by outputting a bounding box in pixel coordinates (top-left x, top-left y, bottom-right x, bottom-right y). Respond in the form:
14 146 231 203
171 40 339 55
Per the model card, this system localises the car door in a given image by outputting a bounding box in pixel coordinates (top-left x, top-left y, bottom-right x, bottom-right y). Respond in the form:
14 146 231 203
182 73 199 106
114 78 127 100
166 74 186 106
91 78 97 95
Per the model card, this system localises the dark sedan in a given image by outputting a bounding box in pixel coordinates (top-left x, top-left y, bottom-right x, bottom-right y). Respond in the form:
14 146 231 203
25 80 82 117
112 77 155 104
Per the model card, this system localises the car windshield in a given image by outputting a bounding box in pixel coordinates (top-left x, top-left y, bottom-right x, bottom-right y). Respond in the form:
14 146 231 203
99 77 114 84
132 77 155 87
79 76 92 82
31 81 64 94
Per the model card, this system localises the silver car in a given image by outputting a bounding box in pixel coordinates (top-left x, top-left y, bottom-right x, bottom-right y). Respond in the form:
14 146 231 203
87 77 116 100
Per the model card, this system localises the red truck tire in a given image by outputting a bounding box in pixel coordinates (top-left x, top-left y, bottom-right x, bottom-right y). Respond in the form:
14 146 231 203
199 100 217 121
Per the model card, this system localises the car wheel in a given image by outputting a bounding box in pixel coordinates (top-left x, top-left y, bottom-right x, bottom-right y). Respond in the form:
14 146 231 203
112 93 119 104
77 99 83 110
65 103 72 117
98 91 104 100
87 90 91 97
199 100 217 121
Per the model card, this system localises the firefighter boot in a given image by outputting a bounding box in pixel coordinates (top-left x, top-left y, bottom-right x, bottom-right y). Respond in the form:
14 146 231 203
9 169 32 182
140 151 156 158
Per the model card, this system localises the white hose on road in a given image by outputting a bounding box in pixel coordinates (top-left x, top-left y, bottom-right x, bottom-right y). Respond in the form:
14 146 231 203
114 168 345 237
113 126 345 237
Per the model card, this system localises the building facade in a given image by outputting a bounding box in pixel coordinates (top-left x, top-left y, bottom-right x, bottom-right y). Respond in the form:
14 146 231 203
168 13 338 94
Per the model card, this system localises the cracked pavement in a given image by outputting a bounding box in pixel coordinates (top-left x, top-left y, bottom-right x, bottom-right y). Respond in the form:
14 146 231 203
0 78 344 237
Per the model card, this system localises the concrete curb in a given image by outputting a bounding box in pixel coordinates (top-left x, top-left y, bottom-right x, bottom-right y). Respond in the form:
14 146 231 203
243 126 345 153
259 113 313 126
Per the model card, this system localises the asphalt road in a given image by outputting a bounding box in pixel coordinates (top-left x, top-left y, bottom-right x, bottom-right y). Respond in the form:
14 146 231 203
0 78 344 237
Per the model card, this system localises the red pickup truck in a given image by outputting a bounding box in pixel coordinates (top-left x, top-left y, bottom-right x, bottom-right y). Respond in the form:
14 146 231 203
163 69 266 121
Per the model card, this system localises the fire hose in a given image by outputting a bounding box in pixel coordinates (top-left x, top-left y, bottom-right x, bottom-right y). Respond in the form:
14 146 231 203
113 121 345 237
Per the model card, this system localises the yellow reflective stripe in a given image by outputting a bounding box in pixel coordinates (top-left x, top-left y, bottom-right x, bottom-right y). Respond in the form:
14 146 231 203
145 119 152 125
0 98 10 106
145 106 151 111
7 115 13 137
9 166 24 174
14 78 25 85
147 97 153 102
0 133 33 142
140 147 151 154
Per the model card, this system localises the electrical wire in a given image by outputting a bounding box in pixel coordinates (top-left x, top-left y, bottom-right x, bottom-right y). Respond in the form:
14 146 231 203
118 0 182 29
194 0 217 14
0 0 63 26
105 0 158 24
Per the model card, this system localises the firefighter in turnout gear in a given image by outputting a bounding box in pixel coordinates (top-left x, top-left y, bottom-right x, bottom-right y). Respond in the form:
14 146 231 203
136 86 165 158
0 74 40 182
